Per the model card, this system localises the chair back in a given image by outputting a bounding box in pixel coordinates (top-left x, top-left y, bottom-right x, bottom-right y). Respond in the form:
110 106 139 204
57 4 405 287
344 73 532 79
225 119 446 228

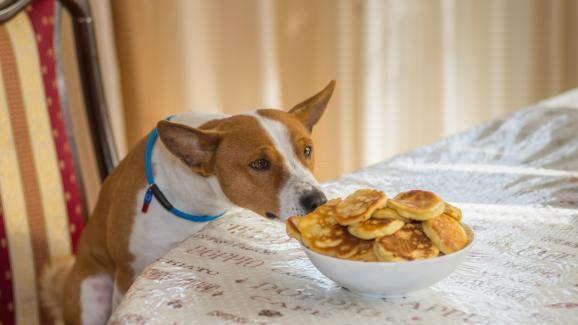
0 0 114 323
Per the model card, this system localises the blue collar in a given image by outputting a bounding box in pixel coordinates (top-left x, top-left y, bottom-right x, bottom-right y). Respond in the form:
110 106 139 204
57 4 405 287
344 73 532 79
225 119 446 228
141 116 226 222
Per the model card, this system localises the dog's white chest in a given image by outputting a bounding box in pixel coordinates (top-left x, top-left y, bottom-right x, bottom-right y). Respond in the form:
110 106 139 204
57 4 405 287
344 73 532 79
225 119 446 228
127 111 234 277
128 189 210 276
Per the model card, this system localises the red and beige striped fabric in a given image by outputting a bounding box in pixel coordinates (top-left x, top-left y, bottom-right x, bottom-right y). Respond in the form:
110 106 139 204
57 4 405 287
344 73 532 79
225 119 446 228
0 0 85 324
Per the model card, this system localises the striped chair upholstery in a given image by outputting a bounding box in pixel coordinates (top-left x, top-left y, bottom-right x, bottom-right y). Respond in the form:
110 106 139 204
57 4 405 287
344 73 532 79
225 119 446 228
0 0 85 324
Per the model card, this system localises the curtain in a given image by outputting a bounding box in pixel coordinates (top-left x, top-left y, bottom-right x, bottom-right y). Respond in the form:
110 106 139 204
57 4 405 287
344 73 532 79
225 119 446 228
71 0 578 205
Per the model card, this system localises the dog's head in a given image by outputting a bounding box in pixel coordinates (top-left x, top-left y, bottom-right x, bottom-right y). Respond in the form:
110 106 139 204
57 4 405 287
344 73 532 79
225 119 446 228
157 81 335 220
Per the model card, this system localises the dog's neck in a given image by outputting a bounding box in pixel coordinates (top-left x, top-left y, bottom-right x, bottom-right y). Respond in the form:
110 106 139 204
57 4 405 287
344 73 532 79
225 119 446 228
151 139 234 217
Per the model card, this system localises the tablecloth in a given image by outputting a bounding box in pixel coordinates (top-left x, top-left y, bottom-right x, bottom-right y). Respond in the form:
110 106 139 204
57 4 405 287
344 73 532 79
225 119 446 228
110 90 578 325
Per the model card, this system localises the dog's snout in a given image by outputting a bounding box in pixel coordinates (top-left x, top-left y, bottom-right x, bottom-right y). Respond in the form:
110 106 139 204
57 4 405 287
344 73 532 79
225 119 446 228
300 189 327 214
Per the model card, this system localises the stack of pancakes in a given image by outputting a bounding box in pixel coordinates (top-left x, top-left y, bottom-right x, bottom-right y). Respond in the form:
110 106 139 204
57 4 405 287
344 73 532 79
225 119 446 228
286 189 469 262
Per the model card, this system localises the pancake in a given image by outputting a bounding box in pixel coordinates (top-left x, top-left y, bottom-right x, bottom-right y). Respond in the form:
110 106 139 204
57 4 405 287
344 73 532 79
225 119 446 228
422 214 469 254
373 223 439 262
334 189 388 226
286 216 303 242
387 190 444 221
296 210 362 258
313 198 342 221
298 199 342 246
349 240 379 262
372 207 410 222
348 218 405 240
444 202 462 221
297 212 341 248
333 230 363 259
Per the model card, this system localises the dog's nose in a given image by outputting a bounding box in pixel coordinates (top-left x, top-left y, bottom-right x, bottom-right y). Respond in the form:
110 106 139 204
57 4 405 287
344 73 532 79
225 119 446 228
300 189 327 214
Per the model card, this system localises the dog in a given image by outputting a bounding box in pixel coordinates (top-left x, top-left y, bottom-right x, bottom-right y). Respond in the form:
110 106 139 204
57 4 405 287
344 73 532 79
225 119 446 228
40 81 335 325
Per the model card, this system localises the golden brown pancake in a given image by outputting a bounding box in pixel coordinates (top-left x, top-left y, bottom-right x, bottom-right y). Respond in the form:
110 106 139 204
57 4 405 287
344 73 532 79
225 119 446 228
297 212 341 248
373 223 439 262
348 218 404 240
349 240 379 262
334 189 387 226
388 190 444 221
286 216 303 242
372 207 410 222
314 198 342 216
422 214 469 254
296 210 363 258
333 230 363 259
443 202 462 221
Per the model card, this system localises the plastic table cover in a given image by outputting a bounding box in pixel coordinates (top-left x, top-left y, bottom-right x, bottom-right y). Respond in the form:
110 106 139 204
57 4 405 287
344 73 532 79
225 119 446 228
110 90 578 325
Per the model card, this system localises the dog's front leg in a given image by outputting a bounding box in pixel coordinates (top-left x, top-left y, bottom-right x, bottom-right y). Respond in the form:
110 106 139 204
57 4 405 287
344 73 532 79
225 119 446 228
111 281 124 312
111 266 135 312
64 269 113 325
80 274 114 325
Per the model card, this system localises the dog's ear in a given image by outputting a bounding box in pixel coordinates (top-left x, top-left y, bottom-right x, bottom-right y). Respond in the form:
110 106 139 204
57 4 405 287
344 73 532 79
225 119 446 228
289 80 335 132
157 120 221 176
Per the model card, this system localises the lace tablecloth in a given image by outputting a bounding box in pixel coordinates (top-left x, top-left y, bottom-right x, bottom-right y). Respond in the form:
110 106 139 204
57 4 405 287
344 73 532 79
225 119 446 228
110 90 578 324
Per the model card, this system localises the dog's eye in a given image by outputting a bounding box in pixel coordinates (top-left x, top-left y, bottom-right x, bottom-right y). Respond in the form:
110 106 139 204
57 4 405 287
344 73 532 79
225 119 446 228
250 158 270 171
304 145 312 158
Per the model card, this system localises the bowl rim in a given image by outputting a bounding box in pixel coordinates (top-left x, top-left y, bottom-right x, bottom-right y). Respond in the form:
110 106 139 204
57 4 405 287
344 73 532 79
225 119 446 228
302 223 475 266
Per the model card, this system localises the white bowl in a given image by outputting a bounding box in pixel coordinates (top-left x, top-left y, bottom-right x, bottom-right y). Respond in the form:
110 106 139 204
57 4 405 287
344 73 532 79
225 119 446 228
303 224 475 298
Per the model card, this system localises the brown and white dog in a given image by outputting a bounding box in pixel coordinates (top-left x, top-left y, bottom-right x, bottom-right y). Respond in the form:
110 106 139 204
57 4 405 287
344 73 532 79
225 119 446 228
40 81 335 325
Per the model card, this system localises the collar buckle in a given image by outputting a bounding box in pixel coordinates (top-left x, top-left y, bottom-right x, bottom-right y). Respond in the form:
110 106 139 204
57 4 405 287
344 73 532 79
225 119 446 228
141 186 153 213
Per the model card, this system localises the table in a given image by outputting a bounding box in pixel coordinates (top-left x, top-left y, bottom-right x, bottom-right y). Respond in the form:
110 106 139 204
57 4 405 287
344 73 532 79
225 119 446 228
110 90 578 324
